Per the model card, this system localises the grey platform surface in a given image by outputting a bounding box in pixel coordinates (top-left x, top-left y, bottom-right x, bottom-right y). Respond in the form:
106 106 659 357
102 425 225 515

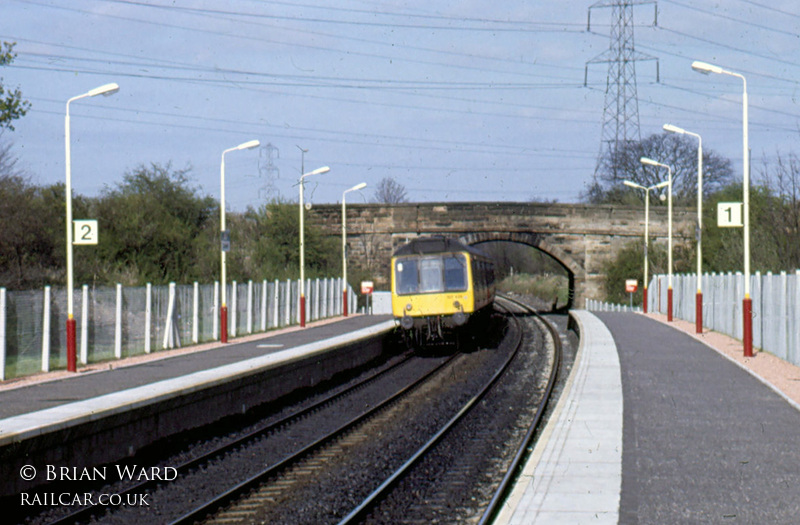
0 315 393 420
601 312 800 524
499 311 800 524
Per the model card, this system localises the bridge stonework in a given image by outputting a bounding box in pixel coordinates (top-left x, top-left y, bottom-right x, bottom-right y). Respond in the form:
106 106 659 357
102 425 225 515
307 202 694 307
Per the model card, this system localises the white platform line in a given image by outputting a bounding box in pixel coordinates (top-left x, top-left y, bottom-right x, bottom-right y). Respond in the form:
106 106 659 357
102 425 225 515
497 310 623 525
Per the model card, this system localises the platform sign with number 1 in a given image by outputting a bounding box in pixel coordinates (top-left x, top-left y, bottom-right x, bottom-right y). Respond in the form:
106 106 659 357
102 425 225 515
717 202 743 228
73 220 98 245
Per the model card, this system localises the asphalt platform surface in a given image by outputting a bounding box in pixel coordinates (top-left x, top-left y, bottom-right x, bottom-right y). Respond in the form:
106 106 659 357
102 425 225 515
0 315 393 420
595 312 800 524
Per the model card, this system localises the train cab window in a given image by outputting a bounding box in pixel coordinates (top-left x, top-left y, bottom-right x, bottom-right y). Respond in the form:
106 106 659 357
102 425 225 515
395 254 468 295
444 255 467 291
395 259 419 295
418 257 444 293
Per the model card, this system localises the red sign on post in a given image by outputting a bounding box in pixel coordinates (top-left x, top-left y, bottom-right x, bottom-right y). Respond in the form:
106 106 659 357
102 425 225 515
625 279 638 293
361 281 374 294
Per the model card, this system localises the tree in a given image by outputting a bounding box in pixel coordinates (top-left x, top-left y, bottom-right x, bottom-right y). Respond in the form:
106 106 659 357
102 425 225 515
586 132 734 206
243 198 340 280
601 238 694 305
91 163 216 284
0 42 31 131
758 151 800 269
0 144 67 288
372 177 408 204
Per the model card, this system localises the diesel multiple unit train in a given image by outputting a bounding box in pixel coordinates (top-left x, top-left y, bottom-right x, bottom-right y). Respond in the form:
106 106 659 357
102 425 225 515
391 236 496 345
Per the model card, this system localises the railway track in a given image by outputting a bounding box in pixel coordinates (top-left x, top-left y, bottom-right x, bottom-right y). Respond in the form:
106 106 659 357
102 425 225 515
479 294 563 524
40 350 448 525
344 294 562 524
173 296 559 524
40 296 563 524
169 350 464 525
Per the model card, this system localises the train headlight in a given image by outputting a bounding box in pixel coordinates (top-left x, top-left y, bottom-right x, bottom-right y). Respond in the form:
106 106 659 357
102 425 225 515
405 303 412 311
453 301 461 310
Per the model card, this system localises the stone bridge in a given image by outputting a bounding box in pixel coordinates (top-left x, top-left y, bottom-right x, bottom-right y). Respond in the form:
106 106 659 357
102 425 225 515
307 202 695 307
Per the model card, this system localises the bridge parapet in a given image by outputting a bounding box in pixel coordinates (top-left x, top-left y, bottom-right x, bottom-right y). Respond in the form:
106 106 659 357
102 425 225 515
307 202 694 307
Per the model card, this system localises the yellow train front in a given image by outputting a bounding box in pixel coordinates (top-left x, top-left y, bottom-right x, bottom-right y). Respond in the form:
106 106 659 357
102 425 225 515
391 237 495 346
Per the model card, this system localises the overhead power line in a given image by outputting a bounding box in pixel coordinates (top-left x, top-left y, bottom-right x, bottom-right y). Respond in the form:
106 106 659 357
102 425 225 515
99 0 586 33
662 0 800 38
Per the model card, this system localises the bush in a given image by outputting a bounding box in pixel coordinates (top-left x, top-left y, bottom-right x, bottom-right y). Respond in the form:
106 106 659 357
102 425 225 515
497 272 569 308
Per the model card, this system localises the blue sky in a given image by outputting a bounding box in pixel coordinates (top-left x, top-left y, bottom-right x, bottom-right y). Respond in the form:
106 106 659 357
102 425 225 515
2 0 799 211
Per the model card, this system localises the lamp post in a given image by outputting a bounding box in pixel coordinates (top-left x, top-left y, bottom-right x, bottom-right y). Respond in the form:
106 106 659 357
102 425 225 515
342 182 367 317
65 82 120 372
623 179 669 314
640 157 674 321
220 139 260 343
299 165 331 327
663 123 704 333
692 60 752 356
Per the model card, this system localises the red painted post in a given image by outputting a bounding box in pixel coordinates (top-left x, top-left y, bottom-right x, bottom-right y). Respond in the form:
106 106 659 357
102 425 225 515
743 297 753 357
300 295 306 327
667 287 673 322
343 291 348 317
66 317 77 372
696 292 703 333
220 306 228 343
643 286 648 314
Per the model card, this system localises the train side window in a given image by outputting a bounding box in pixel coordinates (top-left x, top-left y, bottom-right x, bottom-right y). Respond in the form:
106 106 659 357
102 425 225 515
395 259 419 295
444 255 467 291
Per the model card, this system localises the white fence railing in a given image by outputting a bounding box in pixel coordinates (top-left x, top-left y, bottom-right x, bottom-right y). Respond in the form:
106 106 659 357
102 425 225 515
0 278 357 381
646 270 800 365
585 299 643 313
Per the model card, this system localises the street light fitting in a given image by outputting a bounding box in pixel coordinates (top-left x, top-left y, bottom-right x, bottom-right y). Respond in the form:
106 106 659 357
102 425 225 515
691 61 724 75
624 179 668 191
351 182 367 191
300 165 331 181
235 139 260 151
640 157 666 169
662 123 686 135
87 83 120 97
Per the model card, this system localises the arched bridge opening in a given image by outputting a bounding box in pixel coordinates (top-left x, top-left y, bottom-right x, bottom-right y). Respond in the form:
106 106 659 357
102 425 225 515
458 231 577 310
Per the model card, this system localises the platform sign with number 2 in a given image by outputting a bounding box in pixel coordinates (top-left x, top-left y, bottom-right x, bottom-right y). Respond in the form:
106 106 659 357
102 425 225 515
73 220 98 245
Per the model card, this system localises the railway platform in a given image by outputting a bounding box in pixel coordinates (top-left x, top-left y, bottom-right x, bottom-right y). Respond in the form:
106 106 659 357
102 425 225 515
499 310 800 524
0 314 395 498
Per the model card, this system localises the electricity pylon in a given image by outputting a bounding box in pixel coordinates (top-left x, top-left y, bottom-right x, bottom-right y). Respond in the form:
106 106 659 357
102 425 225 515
585 0 659 179
258 142 280 200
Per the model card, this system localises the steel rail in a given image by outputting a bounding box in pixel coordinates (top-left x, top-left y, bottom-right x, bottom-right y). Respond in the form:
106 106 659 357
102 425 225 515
477 293 563 525
168 352 459 525
336 300 526 524
45 351 417 525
